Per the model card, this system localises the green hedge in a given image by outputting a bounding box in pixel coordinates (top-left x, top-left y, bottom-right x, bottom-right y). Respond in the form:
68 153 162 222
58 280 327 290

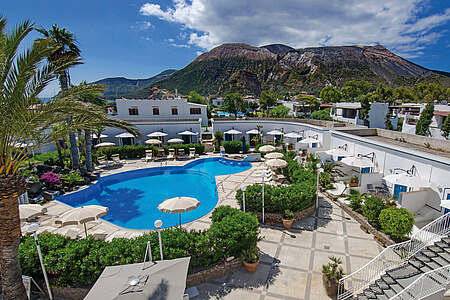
379 207 415 240
97 143 205 159
235 156 316 213
28 149 70 166
18 207 259 287
222 141 249 154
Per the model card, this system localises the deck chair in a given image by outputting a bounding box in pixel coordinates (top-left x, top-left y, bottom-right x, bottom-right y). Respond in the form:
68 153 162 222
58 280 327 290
111 154 125 166
62 228 81 239
177 148 186 159
367 184 376 194
143 150 154 162
91 229 107 240
167 149 176 160
98 156 113 168
189 148 196 159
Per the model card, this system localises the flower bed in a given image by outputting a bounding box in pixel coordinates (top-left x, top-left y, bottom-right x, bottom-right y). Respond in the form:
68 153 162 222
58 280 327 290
18 206 259 288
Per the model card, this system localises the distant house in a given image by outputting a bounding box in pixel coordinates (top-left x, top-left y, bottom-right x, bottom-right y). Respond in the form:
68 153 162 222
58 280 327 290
401 103 450 139
330 102 396 129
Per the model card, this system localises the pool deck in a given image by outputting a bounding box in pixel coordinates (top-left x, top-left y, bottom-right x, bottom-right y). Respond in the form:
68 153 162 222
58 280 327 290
31 154 383 299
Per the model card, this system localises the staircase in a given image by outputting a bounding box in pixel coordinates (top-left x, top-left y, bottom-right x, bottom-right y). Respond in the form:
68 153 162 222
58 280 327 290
338 213 450 299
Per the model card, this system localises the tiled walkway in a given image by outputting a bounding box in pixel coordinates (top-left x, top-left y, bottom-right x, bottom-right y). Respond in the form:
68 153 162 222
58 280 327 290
37 155 383 299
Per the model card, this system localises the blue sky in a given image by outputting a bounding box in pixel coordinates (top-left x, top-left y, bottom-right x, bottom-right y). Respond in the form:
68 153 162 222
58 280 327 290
3 0 450 97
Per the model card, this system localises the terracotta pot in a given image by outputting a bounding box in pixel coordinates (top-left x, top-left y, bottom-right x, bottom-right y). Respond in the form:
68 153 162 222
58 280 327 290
348 182 358 187
374 236 386 247
322 274 339 296
360 225 369 234
282 219 294 229
243 257 260 273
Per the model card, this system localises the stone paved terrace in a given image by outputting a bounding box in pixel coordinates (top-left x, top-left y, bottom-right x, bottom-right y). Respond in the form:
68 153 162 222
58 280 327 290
33 154 384 299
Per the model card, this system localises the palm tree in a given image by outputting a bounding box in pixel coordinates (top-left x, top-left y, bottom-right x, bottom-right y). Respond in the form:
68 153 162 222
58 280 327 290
37 24 83 170
0 17 139 299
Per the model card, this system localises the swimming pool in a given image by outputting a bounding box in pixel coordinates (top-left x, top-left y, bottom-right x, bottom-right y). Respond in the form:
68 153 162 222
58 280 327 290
56 158 251 229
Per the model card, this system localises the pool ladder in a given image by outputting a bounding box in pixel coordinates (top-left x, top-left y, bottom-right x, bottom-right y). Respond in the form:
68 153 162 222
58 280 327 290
160 161 168 167
215 181 224 195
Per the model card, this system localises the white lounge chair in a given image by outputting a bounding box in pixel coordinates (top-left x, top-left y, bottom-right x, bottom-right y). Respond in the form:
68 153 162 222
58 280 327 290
177 149 186 160
91 229 108 240
98 156 113 168
189 148 196 159
143 150 154 162
167 149 175 160
106 230 128 242
111 154 125 166
63 228 81 239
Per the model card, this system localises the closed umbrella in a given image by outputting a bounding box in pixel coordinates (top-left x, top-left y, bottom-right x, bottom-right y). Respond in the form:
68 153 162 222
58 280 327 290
144 139 162 145
284 132 303 139
265 158 288 169
245 129 259 135
265 152 284 159
259 145 276 153
19 204 47 221
167 138 184 144
158 197 200 226
55 205 109 236
147 132 168 138
94 142 115 148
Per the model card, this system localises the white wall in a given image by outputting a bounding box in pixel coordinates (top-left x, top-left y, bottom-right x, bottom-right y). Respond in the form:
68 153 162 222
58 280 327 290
115 98 208 125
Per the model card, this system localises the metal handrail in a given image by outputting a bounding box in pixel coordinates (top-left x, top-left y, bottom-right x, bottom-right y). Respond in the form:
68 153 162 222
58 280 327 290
390 265 450 300
337 213 450 299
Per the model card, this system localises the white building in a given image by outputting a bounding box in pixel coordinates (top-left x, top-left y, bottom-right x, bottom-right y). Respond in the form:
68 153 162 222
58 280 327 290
114 98 207 126
330 102 396 129
401 103 450 139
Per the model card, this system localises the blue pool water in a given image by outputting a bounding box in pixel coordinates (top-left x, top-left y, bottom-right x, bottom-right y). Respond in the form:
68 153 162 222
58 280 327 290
56 158 251 229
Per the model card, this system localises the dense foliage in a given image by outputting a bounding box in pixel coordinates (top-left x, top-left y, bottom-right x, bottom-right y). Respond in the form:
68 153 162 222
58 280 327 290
267 105 291 118
415 103 434 136
379 207 415 240
18 207 259 287
311 108 333 121
97 143 204 159
222 141 250 154
236 157 316 213
362 195 388 226
441 114 450 140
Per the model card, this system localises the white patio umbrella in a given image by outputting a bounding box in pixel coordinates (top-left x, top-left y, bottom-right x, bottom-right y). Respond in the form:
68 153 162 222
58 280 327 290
177 130 197 143
144 139 162 145
259 145 276 153
383 174 431 190
266 130 284 136
264 152 284 159
92 133 108 139
298 137 321 149
19 204 47 222
158 197 200 226
245 129 259 135
94 142 116 148
167 138 184 144
340 156 373 171
223 129 242 141
325 148 353 161
147 131 168 138
265 158 288 169
115 132 135 138
55 205 109 236
284 132 303 139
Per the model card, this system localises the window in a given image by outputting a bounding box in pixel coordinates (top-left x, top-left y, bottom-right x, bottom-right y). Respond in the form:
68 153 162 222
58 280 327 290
190 108 201 115
152 107 160 115
171 107 178 115
128 106 139 115
361 167 371 174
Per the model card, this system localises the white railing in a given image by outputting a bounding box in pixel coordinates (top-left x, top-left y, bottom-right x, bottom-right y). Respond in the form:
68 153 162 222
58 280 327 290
338 213 450 300
390 265 450 300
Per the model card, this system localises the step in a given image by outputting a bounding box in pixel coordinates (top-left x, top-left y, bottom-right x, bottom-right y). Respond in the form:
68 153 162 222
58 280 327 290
375 293 390 300
375 279 390 290
381 288 397 299
408 258 424 270
420 261 443 273
422 250 438 258
429 255 450 267
396 272 423 289
441 237 450 245
435 251 450 263
356 294 369 300
387 283 403 294
428 245 445 253
434 241 449 249
387 265 420 280
369 284 383 295
381 274 396 285
415 253 433 263
363 289 378 299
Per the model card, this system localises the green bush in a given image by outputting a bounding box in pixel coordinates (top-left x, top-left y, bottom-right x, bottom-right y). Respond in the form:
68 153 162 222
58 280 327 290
29 149 70 166
319 172 333 189
379 207 415 240
362 195 388 226
60 172 83 185
18 207 259 287
222 141 249 154
347 189 364 213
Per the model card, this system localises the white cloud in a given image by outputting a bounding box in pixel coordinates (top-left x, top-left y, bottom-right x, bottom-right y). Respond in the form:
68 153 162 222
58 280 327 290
139 0 450 58
170 43 190 48
196 51 203 56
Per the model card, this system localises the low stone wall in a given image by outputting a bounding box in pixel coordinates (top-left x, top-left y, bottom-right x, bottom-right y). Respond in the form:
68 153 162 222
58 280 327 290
253 204 316 223
186 258 243 288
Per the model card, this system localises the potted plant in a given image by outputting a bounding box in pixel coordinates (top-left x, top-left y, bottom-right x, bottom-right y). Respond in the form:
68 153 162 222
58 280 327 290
300 149 307 157
282 210 294 229
288 143 294 150
322 256 345 297
348 175 359 187
242 245 260 273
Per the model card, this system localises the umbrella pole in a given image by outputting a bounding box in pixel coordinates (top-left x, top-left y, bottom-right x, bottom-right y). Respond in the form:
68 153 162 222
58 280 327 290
179 213 182 228
84 223 88 237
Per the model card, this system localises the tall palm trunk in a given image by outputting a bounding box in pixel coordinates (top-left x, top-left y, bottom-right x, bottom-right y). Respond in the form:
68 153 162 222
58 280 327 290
85 129 93 173
0 175 28 300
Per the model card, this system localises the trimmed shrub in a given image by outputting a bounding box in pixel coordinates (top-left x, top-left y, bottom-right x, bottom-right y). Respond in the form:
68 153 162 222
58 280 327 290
379 207 415 240
18 207 259 287
362 195 388 226
222 140 249 154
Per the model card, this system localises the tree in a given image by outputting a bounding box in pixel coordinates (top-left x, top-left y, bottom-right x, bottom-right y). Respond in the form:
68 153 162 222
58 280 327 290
214 131 224 151
385 113 394 130
393 87 413 102
375 83 394 104
359 95 371 127
186 91 206 104
259 91 277 111
37 24 83 170
267 105 291 118
311 108 333 121
320 86 342 103
299 95 320 114
415 103 434 136
0 17 138 299
441 114 450 140
223 93 244 117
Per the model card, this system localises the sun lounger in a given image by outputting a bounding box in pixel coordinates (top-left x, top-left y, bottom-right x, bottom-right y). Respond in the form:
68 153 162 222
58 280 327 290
129 232 144 239
111 154 125 166
167 149 176 160
62 228 81 239
177 149 186 160
91 229 108 240
189 148 196 159
98 156 114 168
36 225 58 235
105 230 128 242
143 150 154 162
